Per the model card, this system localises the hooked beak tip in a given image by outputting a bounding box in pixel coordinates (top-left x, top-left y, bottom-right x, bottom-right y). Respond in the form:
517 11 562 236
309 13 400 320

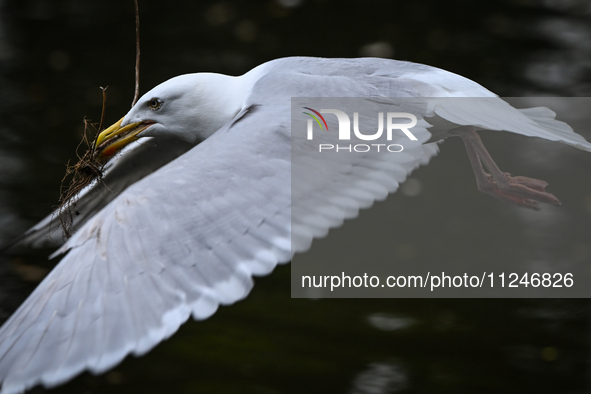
94 118 153 158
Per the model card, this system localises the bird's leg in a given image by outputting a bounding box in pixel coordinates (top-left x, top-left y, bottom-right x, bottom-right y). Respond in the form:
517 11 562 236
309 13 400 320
449 126 561 210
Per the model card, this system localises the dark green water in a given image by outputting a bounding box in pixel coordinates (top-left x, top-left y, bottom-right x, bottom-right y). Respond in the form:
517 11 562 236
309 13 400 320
0 0 590 393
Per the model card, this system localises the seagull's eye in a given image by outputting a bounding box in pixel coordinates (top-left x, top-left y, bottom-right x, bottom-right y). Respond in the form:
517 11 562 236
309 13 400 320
148 98 162 111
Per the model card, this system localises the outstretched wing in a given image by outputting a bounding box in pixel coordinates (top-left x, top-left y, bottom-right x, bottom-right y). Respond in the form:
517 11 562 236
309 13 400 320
0 95 437 393
2 56 591 394
3 56 591 394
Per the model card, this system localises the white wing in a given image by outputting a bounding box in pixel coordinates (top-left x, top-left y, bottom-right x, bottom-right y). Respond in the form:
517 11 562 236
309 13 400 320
1 57 590 394
0 99 438 394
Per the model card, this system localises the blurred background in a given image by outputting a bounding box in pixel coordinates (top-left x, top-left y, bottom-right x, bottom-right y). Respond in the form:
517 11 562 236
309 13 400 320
0 0 591 392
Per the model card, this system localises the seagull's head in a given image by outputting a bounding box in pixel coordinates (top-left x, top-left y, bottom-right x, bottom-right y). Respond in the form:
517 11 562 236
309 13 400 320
94 73 243 158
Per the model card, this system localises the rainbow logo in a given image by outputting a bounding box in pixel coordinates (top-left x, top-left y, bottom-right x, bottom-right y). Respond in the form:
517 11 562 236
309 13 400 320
302 107 329 131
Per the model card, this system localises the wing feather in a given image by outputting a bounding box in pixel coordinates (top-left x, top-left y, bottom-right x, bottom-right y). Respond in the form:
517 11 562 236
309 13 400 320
5 57 588 394
0 97 440 393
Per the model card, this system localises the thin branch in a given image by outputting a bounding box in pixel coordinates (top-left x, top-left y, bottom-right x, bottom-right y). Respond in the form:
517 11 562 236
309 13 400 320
54 1 142 239
97 86 108 140
132 0 140 107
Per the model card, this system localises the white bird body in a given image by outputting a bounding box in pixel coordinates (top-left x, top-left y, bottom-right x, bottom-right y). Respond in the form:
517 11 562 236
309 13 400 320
1 57 590 394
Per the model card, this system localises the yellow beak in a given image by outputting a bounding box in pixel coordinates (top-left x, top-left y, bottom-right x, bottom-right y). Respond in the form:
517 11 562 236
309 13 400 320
95 117 153 158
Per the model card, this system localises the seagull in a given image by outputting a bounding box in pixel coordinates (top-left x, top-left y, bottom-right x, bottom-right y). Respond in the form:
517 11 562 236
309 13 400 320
1 56 590 394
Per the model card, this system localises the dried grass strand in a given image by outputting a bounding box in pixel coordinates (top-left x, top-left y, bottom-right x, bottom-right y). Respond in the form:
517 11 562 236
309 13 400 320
56 89 110 239
132 0 140 107
55 2 142 239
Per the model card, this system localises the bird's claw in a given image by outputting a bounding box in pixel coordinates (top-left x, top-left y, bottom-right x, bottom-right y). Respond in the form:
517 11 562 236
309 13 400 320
482 173 562 210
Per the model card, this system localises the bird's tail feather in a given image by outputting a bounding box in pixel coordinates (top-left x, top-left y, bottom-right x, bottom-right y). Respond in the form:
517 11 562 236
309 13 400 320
518 106 591 153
